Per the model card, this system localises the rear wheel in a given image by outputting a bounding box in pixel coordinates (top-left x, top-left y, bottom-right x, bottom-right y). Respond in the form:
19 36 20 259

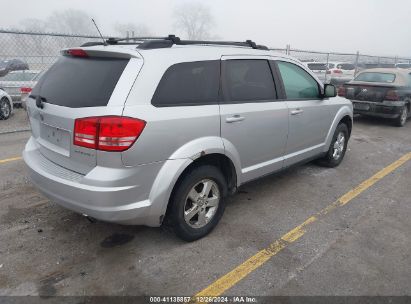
317 123 349 168
0 98 11 120
395 106 408 127
168 165 227 241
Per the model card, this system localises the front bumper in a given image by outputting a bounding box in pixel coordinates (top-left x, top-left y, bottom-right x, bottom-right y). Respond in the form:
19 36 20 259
352 100 404 118
23 137 165 226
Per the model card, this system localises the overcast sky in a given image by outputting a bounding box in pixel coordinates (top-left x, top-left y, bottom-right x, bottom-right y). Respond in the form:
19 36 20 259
0 0 410 57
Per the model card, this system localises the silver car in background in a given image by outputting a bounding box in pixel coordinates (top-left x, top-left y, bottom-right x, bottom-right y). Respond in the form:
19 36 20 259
23 37 353 241
0 70 43 106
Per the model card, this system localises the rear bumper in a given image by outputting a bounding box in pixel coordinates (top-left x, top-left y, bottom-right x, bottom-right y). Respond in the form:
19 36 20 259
23 137 165 226
352 100 404 118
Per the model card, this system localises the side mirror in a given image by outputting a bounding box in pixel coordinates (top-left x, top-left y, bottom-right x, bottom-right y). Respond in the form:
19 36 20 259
324 84 337 98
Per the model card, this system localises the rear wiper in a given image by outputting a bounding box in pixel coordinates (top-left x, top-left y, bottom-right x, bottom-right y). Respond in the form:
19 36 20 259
29 94 47 109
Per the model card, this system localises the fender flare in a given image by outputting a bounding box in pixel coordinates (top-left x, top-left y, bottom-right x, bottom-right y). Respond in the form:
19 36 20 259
323 105 353 153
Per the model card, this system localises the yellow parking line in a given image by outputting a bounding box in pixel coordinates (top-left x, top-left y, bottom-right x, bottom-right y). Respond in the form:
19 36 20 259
0 156 22 164
195 152 411 298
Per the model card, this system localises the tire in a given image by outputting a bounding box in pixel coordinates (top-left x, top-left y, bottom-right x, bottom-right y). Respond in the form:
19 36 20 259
317 123 349 168
0 98 11 120
394 106 408 127
167 165 227 241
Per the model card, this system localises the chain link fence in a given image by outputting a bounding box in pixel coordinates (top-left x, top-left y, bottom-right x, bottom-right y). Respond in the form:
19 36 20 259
0 28 410 106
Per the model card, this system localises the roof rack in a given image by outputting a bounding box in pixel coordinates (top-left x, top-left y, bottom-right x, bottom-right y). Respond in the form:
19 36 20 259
81 35 269 50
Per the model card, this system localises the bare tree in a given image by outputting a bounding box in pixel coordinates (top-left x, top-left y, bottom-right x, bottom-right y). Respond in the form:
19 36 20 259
46 9 95 35
114 23 152 37
173 2 214 40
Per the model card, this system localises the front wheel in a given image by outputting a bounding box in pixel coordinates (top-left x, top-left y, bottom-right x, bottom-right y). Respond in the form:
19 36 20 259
395 106 408 127
317 123 349 168
0 98 11 120
167 165 227 241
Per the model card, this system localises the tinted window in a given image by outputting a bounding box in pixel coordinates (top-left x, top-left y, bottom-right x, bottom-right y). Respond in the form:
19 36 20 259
31 56 128 108
152 61 220 106
307 63 327 71
224 60 276 102
336 63 355 70
277 61 320 99
354 72 396 83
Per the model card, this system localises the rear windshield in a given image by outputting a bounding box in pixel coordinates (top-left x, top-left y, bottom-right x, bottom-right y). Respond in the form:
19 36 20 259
31 56 129 108
354 72 396 83
307 63 327 71
0 72 38 81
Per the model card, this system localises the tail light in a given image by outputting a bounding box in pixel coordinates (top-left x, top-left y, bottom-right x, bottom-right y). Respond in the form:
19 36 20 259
74 116 146 152
332 69 343 74
385 90 400 101
337 86 346 97
20 87 32 94
66 49 88 58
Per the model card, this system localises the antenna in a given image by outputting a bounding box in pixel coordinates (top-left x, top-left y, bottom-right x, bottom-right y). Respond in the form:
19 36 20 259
91 18 107 46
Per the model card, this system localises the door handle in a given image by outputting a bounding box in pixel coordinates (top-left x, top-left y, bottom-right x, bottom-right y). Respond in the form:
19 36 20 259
226 115 245 123
290 109 304 115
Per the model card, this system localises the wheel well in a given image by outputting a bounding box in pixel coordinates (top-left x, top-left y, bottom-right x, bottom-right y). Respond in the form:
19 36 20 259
340 115 352 137
181 154 237 194
163 153 237 222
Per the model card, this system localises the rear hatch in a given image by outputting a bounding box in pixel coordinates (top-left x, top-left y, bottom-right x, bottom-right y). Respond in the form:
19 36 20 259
344 82 397 102
26 48 142 174
344 71 398 102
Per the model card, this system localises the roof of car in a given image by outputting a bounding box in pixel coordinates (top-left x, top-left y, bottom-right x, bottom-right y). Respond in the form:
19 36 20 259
81 43 294 63
8 70 42 74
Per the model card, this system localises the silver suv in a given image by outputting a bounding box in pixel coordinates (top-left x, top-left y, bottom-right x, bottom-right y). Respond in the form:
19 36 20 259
23 36 353 241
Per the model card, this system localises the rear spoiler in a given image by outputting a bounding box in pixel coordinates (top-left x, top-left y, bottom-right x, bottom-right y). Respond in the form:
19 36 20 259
60 48 140 59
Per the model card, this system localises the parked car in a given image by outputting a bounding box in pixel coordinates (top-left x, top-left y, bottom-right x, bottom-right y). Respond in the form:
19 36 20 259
395 63 411 69
0 88 13 120
327 62 356 85
304 62 331 83
339 68 411 126
0 59 29 77
23 37 353 241
0 70 43 106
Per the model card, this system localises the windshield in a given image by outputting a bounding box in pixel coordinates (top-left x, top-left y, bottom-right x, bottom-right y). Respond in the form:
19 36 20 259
354 72 396 83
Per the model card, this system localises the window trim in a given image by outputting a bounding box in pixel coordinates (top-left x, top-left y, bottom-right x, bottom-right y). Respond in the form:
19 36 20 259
273 60 324 101
220 59 279 104
151 60 222 108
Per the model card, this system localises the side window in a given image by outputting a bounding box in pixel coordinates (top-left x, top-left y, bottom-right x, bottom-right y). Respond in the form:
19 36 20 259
223 60 276 102
277 61 320 99
151 60 220 107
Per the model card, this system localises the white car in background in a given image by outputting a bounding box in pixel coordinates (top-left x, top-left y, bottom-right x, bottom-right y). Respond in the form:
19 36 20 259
0 88 13 120
327 62 356 85
304 62 331 84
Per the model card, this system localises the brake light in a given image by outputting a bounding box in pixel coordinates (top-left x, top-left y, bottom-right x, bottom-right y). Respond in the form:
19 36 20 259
74 117 99 149
20 87 32 94
74 116 146 151
337 86 346 97
385 90 400 101
332 69 343 74
67 49 88 57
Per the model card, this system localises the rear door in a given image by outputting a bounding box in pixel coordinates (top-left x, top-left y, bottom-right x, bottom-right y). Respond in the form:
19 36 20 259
275 60 332 167
220 56 289 183
26 50 142 174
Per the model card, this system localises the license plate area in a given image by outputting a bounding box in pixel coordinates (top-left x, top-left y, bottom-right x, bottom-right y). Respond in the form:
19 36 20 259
39 123 71 156
353 103 370 111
